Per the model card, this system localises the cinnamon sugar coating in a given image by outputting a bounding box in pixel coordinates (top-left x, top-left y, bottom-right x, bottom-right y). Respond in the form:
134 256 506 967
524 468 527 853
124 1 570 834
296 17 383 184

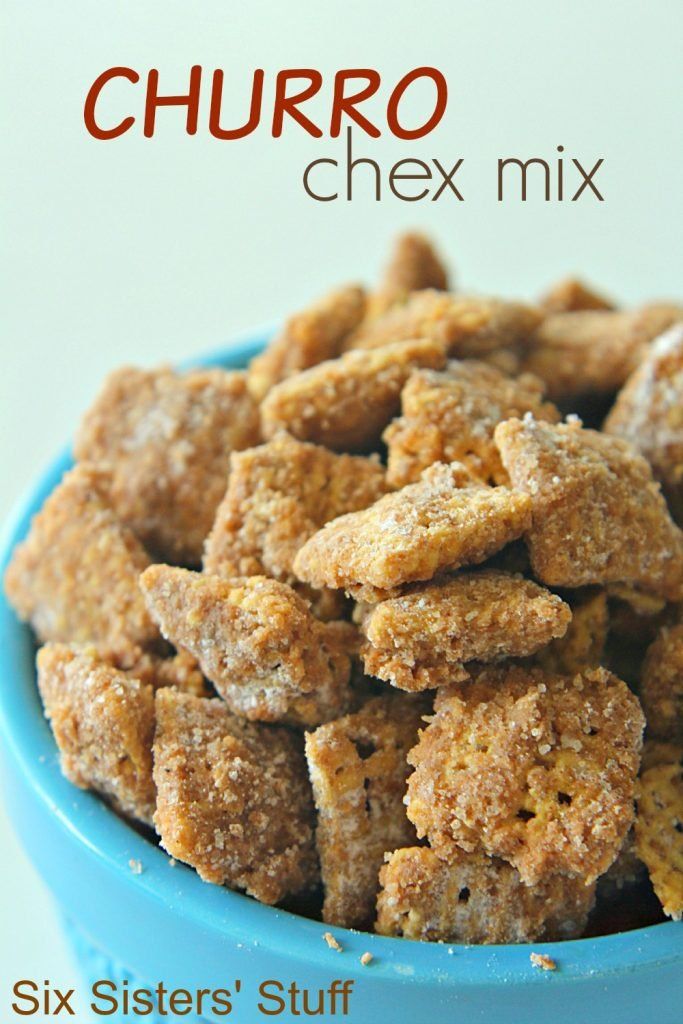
293 463 532 603
247 284 366 399
153 688 317 903
140 566 352 725
521 305 683 402
640 623 683 743
305 694 426 928
366 232 449 319
384 360 559 488
37 643 156 825
635 762 683 920
376 846 595 943
282 620 362 729
203 433 387 585
406 665 644 885
74 366 260 564
605 323 683 521
260 338 446 452
346 289 542 360
361 570 571 691
91 643 209 697
495 417 683 600
539 277 616 314
4 465 159 648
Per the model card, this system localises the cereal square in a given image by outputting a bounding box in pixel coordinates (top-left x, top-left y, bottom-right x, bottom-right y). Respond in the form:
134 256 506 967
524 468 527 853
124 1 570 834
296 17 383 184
260 338 446 452
605 323 683 522
384 360 559 487
37 643 156 825
360 570 571 690
346 289 542 359
282 619 362 729
520 306 683 402
4 464 159 648
140 566 352 724
635 762 683 920
365 232 449 320
539 277 615 314
293 463 532 602
376 846 595 943
495 417 683 600
203 433 387 584
74 366 260 564
153 688 317 903
247 284 366 399
640 623 683 743
406 665 644 885
305 694 427 928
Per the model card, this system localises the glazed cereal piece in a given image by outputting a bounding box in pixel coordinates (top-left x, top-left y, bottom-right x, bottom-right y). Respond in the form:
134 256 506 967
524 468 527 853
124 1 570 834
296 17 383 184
247 284 366 399
495 417 683 601
520 305 683 403
153 688 317 903
383 360 560 487
635 762 683 919
539 277 616 314
4 464 159 648
37 643 156 825
74 366 260 564
361 570 571 691
366 232 449 319
605 324 683 522
640 624 683 743
305 694 426 928
203 433 387 583
260 338 446 452
406 665 645 885
376 847 596 943
294 463 532 603
140 567 351 723
534 588 608 676
346 289 542 359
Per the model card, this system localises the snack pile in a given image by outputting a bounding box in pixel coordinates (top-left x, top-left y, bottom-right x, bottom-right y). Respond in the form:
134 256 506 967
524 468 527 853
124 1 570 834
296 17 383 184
5 233 683 944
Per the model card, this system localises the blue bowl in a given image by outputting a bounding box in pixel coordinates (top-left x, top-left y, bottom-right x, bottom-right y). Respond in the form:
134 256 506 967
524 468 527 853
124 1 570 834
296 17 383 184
1 335 681 1024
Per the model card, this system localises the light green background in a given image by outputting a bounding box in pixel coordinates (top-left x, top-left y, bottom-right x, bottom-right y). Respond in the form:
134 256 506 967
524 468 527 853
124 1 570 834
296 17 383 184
0 0 681 1006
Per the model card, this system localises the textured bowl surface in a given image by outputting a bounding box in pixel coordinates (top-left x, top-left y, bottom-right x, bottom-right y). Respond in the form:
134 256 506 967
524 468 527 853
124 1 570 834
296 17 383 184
1 335 682 1024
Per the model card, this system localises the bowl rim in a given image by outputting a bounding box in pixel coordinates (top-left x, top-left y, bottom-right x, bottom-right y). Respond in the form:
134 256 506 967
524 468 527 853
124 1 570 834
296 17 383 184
0 331 681 989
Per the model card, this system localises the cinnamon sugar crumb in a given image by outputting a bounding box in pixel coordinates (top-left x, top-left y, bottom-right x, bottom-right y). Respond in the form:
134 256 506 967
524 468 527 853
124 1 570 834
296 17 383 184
323 932 343 952
530 952 557 971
